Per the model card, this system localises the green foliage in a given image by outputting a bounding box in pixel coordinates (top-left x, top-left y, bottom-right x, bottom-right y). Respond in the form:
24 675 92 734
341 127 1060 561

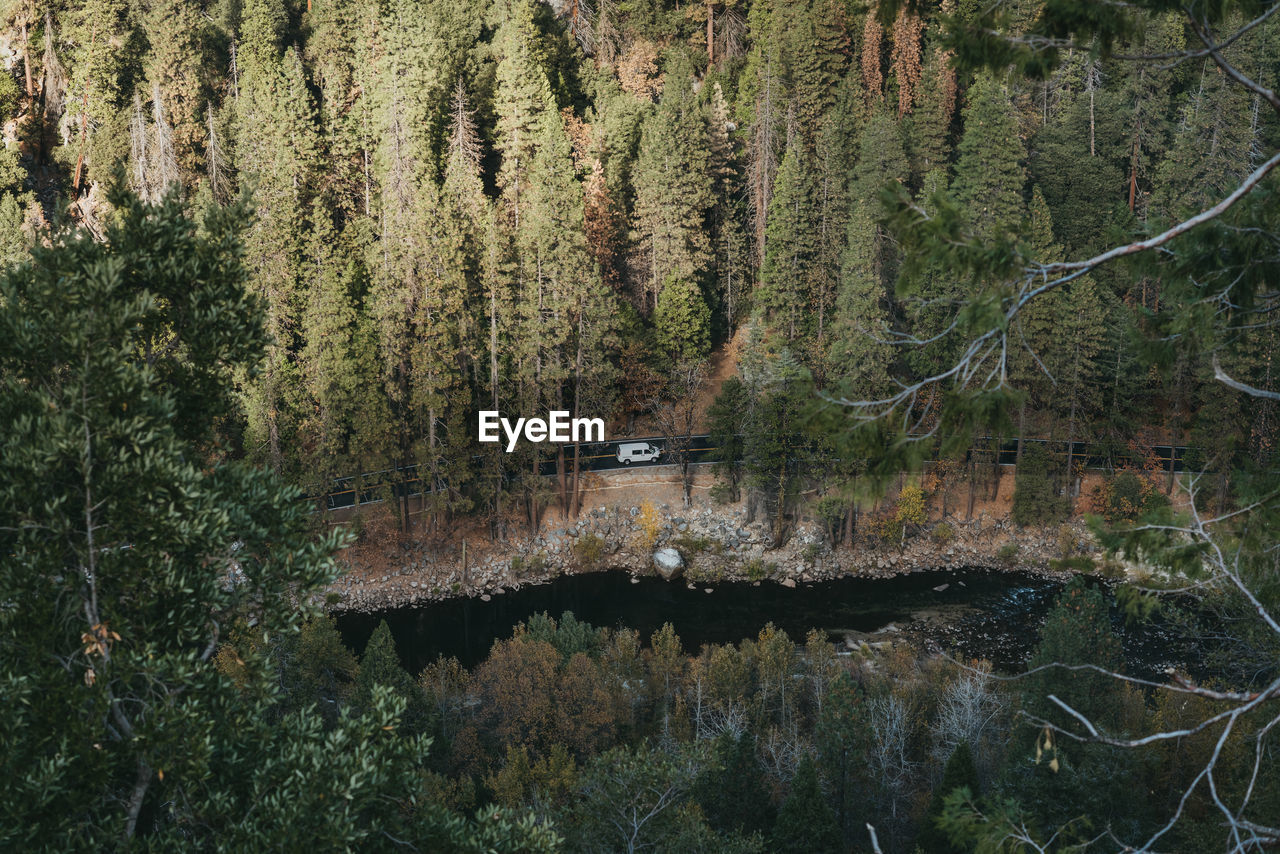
573 532 607 568
0 191 554 849
694 734 776 836
932 521 956 544
773 754 841 854
1012 444 1069 527
1025 578 1124 729
918 742 980 854
654 273 712 367
1092 470 1169 523
996 542 1020 565
521 611 605 661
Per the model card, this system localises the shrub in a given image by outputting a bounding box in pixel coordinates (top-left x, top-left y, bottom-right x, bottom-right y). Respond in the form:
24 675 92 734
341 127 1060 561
1011 444 1069 527
637 500 663 549
1092 470 1169 523
687 564 725 584
1050 555 1096 573
802 543 823 562
672 534 716 555
573 533 606 569
996 542 1020 566
873 515 903 547
1057 522 1078 557
814 495 847 544
894 484 927 531
931 522 955 544
745 559 768 582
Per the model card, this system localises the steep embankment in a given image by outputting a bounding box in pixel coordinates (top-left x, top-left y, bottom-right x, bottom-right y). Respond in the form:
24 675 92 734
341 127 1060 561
327 466 1089 614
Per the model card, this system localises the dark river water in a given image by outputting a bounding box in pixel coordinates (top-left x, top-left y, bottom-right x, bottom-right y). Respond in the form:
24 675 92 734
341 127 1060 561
335 567 1194 679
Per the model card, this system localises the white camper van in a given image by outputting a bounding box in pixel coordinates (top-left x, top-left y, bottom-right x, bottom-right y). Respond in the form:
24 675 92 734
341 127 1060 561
615 441 662 465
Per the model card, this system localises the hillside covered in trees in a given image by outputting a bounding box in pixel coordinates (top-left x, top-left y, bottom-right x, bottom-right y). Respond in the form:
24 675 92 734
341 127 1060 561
3 0 1275 532
5 0 1280 850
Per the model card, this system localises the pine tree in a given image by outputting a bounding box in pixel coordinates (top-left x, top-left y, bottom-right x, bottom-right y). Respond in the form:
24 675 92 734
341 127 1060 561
1154 57 1257 219
828 200 894 396
693 734 776 836
773 754 842 854
907 39 958 180
142 0 208 177
631 56 714 312
815 672 873 849
235 43 321 477
783 0 850 144
706 80 749 333
354 621 431 734
654 274 711 368
758 137 819 342
917 741 980 854
740 0 785 265
889 4 924 117
951 73 1027 241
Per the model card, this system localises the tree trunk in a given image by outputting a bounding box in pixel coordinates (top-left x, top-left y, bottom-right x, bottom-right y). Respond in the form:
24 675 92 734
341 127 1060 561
556 444 567 520
706 0 715 64
1128 122 1140 212
22 22 32 97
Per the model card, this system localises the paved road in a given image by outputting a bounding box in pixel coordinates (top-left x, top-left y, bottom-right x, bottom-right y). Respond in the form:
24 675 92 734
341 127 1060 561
316 435 1190 511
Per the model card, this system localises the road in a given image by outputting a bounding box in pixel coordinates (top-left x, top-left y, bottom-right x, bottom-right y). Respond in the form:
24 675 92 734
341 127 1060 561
317 435 1190 511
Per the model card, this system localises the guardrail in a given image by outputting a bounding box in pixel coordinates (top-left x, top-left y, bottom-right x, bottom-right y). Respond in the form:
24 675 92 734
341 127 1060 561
308 435 1194 512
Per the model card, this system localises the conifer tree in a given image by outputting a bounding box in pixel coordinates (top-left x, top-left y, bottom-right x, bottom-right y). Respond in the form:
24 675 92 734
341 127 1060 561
706 80 749 333
142 0 208 177
299 221 394 502
907 39 958 180
758 136 819 342
631 56 714 312
234 34 321 477
828 200 894 396
773 754 842 854
740 0 785 264
654 274 712 367
951 73 1027 241
917 742 979 854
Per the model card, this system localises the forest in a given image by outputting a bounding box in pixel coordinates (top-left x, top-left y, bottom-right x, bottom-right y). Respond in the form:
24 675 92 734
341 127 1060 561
2 0 1280 850
0 0 1272 530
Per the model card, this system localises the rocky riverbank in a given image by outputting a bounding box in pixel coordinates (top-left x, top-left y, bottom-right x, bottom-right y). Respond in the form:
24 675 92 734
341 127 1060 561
326 496 1090 614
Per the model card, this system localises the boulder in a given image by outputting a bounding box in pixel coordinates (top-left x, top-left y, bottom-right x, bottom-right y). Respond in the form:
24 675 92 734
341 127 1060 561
653 547 684 581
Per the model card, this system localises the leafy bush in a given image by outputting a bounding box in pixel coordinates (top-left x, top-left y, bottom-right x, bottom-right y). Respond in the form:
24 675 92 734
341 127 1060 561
1011 444 1068 527
573 533 607 568
931 522 955 544
1049 555 1096 573
872 515 903 547
671 534 717 555
814 495 847 544
802 543 823 562
895 484 927 531
1057 523 1078 557
637 500 663 549
996 542 1020 566
745 559 768 582
1091 470 1169 523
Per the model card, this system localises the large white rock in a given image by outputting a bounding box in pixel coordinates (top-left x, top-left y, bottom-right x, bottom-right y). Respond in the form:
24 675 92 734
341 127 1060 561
653 547 684 581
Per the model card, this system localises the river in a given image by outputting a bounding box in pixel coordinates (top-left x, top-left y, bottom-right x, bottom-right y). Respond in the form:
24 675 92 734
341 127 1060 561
335 567 1194 679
